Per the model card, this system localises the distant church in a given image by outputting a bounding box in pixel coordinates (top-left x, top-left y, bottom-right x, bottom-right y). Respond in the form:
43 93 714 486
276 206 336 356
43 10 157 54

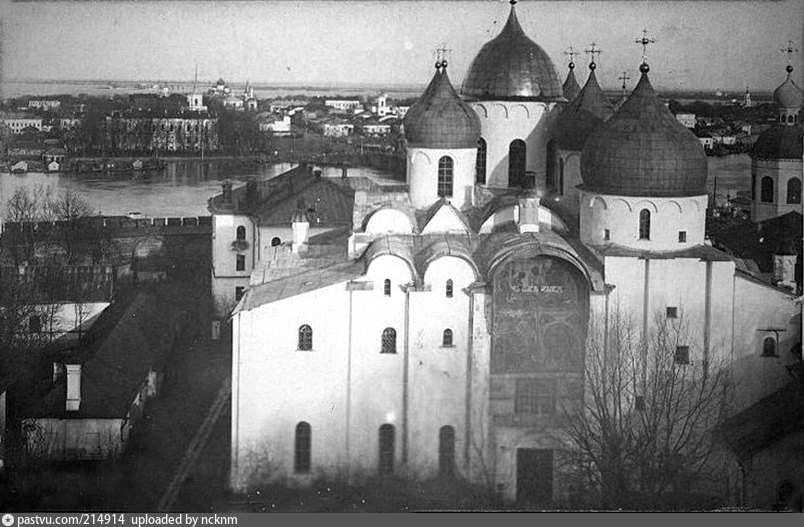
210 3 803 508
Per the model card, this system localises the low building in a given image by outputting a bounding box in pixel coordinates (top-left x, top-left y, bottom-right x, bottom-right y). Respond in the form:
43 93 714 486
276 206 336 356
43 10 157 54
323 121 354 137
258 114 292 136
28 99 61 111
675 112 696 129
696 131 714 151
0 113 44 134
325 99 363 113
360 122 392 138
105 110 219 153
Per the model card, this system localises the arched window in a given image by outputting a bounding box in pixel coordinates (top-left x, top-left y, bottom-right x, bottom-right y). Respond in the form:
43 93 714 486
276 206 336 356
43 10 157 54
508 139 527 188
558 158 564 196
383 279 392 296
476 138 487 184
762 336 777 357
298 325 313 351
294 422 311 473
378 424 395 475
236 226 246 240
271 237 281 247
446 279 454 298
751 169 757 201
438 156 454 198
442 329 453 347
545 140 555 191
761 177 774 203
638 209 651 240
787 178 801 204
439 426 456 477
381 328 397 354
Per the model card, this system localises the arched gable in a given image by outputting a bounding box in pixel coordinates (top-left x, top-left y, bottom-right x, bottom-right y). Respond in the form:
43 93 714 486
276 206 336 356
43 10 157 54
363 207 416 235
412 150 433 167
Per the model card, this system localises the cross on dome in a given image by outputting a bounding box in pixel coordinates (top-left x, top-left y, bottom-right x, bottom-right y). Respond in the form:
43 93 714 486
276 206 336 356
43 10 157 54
781 40 799 73
565 46 580 69
434 43 452 69
618 70 631 90
585 42 602 69
635 28 656 72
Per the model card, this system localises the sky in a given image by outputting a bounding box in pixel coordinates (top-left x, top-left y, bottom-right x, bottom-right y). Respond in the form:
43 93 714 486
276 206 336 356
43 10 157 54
2 0 803 92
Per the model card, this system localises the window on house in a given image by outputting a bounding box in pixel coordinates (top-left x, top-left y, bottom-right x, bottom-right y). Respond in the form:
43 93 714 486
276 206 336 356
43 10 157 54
384 279 392 297
666 306 678 318
28 315 42 334
514 378 555 415
446 279 454 298
639 209 651 240
381 328 397 354
762 336 777 357
787 178 801 204
378 424 395 475
442 329 453 347
761 177 774 203
294 422 311 473
298 325 313 351
604 229 610 241
236 226 246 240
236 254 246 271
674 346 690 365
235 286 245 301
476 138 487 185
508 139 527 188
271 237 281 247
438 426 456 477
437 156 454 198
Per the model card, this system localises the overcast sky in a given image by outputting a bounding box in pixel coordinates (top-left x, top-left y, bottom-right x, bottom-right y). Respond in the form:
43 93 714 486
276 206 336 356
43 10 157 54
2 0 802 92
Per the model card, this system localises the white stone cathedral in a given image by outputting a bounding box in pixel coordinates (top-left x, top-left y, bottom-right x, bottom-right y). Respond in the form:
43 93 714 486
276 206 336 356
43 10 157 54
211 3 803 508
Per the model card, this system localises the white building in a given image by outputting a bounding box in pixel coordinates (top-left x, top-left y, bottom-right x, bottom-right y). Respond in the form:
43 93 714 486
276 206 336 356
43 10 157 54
675 112 697 129
325 99 363 112
0 113 43 134
323 122 354 137
28 99 61 111
219 3 803 509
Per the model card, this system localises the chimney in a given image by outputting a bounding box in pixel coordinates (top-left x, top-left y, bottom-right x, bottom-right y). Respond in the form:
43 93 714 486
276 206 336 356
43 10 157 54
221 180 233 205
517 195 540 234
66 364 81 412
291 210 310 254
773 239 798 291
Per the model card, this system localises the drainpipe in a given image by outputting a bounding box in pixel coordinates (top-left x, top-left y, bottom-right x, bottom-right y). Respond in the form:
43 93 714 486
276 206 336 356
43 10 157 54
464 287 476 470
401 282 412 465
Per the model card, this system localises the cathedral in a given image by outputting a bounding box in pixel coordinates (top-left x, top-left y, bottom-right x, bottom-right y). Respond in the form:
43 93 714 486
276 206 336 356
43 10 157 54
211 2 803 508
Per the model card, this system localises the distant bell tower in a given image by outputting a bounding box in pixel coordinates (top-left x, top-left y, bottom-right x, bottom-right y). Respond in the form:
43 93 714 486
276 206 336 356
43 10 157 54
743 86 752 108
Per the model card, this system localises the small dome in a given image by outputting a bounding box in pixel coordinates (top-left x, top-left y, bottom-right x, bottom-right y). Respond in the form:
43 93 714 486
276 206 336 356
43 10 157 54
216 78 226 86
553 67 615 151
773 67 804 109
581 67 707 197
562 65 581 102
404 65 481 149
752 124 803 160
461 5 563 102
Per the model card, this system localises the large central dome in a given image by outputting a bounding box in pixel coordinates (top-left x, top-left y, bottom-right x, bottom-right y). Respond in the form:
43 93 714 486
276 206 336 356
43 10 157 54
461 5 563 102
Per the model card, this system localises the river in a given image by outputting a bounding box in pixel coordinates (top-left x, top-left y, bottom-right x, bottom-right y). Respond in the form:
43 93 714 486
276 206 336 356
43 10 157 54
0 155 750 219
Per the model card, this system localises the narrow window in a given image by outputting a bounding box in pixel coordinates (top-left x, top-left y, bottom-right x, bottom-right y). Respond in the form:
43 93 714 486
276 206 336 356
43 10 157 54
678 231 687 243
381 328 397 354
271 237 281 247
438 426 456 477
514 378 555 415
751 170 757 201
442 329 453 347
235 286 245 301
638 209 651 240
236 254 245 271
508 139 527 188
298 324 313 351
674 346 690 365
787 178 801 204
29 315 42 334
666 306 678 319
762 336 777 357
761 177 774 203
294 422 311 473
603 229 610 241
476 138 487 185
378 424 395 475
558 157 564 196
236 226 246 240
545 140 555 191
437 156 454 198
383 279 392 297
445 279 454 298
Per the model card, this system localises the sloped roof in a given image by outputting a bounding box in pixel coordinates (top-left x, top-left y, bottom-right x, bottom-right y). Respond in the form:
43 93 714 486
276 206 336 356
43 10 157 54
554 66 615 151
752 124 803 160
773 66 804 110
562 65 581 102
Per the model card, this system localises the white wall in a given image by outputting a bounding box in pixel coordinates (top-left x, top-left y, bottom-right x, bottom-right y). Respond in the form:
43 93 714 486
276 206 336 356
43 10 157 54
407 147 477 210
751 158 803 222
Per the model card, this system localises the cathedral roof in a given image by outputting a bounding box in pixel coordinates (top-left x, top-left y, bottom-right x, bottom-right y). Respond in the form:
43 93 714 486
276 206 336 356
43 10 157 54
580 65 708 197
461 4 564 102
752 124 803 160
403 65 481 149
773 66 804 110
562 64 581 102
553 66 615 151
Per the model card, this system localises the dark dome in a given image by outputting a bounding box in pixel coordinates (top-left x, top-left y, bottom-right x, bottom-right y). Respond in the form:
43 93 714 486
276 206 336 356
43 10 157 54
461 6 564 102
562 66 581 102
752 124 803 160
404 66 481 149
774 69 804 110
554 68 615 151
580 69 708 197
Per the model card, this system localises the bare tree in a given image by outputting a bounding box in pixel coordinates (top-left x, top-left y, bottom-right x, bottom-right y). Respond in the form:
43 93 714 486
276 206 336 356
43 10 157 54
561 308 732 509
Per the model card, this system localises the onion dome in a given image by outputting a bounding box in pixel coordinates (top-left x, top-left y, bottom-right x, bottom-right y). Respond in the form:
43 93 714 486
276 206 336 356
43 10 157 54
404 63 481 149
774 65 804 109
580 63 707 197
461 4 564 102
562 62 581 102
752 125 803 160
553 63 615 151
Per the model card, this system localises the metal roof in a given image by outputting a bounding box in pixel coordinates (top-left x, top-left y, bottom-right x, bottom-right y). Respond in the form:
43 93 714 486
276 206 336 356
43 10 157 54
773 68 804 110
562 66 581 102
752 124 803 160
553 67 615 151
